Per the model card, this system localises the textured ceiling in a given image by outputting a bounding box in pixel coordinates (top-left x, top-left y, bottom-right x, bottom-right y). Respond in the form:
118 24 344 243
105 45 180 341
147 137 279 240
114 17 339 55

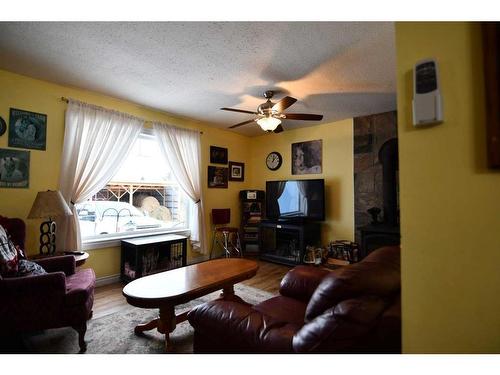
0 22 397 136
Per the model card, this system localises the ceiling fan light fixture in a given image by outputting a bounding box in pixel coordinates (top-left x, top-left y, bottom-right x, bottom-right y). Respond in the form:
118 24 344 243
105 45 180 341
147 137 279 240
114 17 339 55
257 117 281 132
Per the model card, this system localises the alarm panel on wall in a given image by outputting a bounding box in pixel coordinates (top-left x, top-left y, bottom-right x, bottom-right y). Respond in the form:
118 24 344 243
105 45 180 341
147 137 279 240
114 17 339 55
413 58 443 127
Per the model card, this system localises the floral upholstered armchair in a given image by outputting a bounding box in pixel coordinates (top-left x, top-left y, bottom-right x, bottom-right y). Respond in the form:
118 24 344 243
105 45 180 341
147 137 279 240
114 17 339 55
0 215 95 352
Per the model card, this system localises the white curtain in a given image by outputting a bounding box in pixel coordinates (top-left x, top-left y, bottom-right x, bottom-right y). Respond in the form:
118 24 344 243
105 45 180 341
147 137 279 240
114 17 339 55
152 122 207 254
58 99 144 250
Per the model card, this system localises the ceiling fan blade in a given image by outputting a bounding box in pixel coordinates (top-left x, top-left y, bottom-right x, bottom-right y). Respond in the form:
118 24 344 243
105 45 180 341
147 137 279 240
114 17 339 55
221 107 257 115
272 96 297 112
273 124 284 133
284 113 323 121
229 119 255 129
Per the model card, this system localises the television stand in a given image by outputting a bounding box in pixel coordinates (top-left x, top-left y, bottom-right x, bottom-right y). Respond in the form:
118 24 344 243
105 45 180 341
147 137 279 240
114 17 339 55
259 220 321 266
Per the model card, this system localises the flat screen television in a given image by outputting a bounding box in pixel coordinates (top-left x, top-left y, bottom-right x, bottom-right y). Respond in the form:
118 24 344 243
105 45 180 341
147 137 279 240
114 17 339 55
266 179 325 221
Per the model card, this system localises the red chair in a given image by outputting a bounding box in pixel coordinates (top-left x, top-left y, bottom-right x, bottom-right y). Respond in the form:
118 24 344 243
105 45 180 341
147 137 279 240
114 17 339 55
0 215 95 352
209 209 242 259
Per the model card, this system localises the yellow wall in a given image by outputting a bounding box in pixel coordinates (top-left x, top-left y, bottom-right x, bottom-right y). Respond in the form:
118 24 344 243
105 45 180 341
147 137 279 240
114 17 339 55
396 22 500 353
248 120 354 244
0 70 355 281
3 22 499 353
0 69 252 277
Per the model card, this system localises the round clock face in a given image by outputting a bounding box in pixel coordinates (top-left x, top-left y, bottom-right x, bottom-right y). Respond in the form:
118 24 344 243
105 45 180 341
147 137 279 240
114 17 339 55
266 152 282 171
0 116 6 136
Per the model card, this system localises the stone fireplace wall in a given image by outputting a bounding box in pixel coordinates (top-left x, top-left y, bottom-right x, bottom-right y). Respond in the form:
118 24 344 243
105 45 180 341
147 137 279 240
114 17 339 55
354 111 398 245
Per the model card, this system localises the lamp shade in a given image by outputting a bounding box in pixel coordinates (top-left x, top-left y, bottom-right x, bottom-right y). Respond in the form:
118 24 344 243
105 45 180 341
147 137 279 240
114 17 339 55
27 190 73 219
257 117 281 131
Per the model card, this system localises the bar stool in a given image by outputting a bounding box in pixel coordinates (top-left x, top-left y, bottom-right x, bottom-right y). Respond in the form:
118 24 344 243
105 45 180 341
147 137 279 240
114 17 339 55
209 208 242 259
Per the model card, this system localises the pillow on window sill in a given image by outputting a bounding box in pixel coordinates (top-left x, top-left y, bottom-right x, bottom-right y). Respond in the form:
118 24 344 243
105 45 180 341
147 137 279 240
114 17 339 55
0 225 19 277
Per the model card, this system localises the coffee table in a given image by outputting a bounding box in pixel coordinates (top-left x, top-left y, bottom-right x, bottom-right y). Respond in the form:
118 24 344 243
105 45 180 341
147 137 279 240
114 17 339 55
122 258 258 351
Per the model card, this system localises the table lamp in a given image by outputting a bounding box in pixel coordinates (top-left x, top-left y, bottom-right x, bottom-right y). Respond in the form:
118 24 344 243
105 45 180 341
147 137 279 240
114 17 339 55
28 190 73 255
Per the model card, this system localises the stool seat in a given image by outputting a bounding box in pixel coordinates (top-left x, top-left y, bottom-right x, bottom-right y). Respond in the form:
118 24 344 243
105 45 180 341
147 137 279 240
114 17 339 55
215 227 239 233
209 208 242 259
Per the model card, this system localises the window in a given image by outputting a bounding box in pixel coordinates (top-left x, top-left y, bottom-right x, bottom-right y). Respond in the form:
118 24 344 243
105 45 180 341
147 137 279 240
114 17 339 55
277 181 307 217
76 132 189 240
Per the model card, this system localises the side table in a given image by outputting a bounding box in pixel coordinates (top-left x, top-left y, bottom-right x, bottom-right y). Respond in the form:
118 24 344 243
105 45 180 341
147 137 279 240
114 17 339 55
31 251 89 267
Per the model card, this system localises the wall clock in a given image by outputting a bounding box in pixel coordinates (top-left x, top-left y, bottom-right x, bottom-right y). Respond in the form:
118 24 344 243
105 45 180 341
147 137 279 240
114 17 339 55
266 151 282 171
0 116 6 136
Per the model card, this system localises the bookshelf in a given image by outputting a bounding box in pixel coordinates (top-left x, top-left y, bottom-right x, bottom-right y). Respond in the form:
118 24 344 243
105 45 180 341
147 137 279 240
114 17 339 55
239 190 265 255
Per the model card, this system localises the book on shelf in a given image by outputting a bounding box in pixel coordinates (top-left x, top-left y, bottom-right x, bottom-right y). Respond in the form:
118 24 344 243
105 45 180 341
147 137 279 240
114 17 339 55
243 202 262 212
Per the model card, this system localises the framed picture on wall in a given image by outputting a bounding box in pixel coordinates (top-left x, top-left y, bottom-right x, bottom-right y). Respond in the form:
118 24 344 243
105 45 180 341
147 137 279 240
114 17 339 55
228 161 244 181
210 146 228 164
8 108 47 150
208 166 228 188
0 148 30 188
291 139 322 175
483 22 500 168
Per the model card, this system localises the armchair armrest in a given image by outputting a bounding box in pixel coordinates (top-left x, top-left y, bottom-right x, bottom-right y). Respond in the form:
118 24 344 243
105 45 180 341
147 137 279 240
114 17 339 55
34 255 76 276
0 272 66 297
0 272 67 332
279 266 330 302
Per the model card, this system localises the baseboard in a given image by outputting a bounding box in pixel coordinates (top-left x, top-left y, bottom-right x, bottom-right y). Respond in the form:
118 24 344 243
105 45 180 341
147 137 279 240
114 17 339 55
95 273 121 287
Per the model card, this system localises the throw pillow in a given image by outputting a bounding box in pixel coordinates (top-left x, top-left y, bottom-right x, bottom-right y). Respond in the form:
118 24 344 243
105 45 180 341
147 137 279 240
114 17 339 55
17 259 47 277
0 225 19 277
15 245 26 259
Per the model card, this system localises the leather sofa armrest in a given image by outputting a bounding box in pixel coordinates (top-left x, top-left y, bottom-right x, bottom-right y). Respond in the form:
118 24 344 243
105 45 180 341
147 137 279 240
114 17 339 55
187 300 298 353
0 272 66 298
293 296 387 353
34 255 76 276
279 266 330 302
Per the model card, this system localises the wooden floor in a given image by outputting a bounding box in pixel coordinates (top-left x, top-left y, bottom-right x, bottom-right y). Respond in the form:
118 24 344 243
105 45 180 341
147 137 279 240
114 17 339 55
93 258 291 320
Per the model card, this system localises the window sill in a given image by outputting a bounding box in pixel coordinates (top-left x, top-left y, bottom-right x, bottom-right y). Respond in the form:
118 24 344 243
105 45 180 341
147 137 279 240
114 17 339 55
82 228 191 251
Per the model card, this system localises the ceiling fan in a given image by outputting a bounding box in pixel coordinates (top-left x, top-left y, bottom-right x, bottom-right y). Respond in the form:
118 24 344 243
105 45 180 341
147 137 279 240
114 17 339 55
221 90 323 133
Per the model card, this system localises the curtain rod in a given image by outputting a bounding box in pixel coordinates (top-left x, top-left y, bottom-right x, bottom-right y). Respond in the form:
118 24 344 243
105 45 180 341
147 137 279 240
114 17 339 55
60 97 203 134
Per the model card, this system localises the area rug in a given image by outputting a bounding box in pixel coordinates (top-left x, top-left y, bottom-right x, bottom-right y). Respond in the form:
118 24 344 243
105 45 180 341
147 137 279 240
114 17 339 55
18 284 274 354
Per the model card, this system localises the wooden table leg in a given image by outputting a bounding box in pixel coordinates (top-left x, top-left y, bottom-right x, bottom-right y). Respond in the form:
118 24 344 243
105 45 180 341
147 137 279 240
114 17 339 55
220 284 235 299
220 284 247 304
133 305 176 352
158 305 176 352
134 318 159 334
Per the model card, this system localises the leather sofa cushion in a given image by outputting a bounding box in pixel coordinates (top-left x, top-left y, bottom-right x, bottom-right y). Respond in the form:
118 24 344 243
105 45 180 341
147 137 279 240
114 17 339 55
279 266 329 302
253 295 307 325
306 246 400 321
65 268 96 306
187 299 300 353
333 295 386 324
375 295 402 352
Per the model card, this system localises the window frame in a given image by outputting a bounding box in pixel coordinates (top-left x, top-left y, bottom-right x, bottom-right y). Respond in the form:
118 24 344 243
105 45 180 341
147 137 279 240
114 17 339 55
80 128 191 250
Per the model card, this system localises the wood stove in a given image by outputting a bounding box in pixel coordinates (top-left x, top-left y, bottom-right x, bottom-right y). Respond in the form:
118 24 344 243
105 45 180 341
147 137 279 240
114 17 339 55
359 138 400 258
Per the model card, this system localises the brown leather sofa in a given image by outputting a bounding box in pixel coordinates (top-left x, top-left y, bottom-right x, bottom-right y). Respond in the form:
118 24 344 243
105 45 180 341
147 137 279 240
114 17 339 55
187 246 401 353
